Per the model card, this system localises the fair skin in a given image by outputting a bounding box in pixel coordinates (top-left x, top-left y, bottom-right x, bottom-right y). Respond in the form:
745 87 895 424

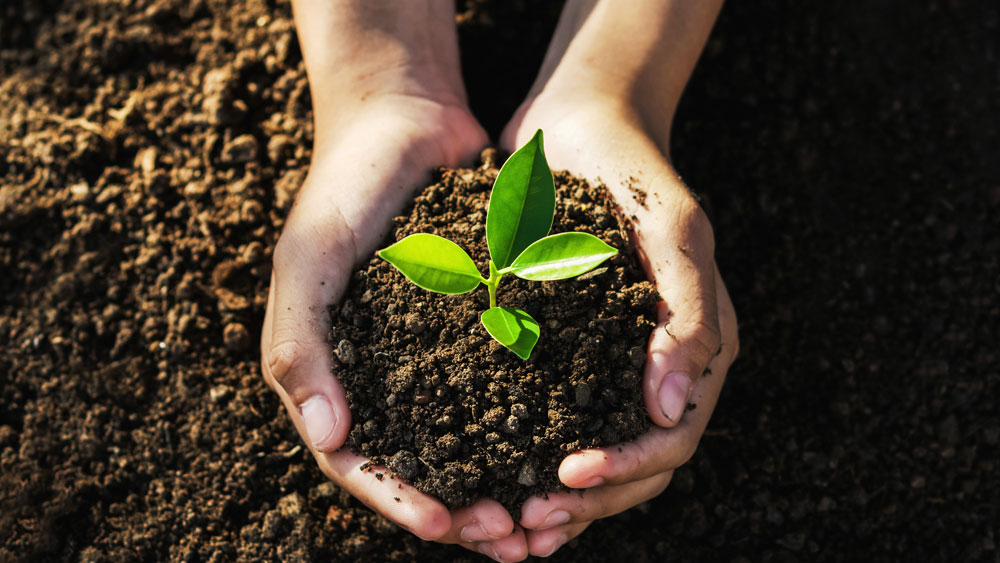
261 0 737 560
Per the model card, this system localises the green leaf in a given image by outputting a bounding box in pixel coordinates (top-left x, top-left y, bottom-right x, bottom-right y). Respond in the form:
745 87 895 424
509 232 618 281
378 233 482 294
481 307 540 360
486 129 555 269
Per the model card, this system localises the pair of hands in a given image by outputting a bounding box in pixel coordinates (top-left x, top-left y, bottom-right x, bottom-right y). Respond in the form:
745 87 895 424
260 89 738 560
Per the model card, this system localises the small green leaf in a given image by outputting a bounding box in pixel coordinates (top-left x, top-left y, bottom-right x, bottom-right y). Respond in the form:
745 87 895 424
481 307 540 360
486 129 555 269
378 233 482 294
509 232 618 281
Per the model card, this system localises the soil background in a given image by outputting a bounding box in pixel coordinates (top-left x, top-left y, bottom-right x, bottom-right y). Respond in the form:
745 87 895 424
1 0 997 562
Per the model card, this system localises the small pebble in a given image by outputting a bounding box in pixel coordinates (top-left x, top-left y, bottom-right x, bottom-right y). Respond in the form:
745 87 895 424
517 463 538 486
335 339 358 365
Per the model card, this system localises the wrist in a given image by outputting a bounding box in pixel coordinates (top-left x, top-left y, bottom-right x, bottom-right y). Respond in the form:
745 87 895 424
510 88 674 155
292 0 468 127
522 0 723 148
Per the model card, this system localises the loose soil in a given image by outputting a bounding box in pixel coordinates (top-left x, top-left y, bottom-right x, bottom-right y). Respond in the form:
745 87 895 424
1 0 998 562
330 160 657 515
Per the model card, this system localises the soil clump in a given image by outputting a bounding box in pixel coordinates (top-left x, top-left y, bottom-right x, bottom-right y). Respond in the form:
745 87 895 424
330 159 658 515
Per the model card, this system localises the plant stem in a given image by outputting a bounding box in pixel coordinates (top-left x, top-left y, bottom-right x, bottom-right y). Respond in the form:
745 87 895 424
486 260 502 308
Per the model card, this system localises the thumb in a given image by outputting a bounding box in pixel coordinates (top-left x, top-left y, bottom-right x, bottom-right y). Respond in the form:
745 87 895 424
261 223 355 452
643 295 721 427
638 223 721 427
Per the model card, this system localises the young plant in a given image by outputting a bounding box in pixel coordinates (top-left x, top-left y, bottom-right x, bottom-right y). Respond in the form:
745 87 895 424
378 130 617 359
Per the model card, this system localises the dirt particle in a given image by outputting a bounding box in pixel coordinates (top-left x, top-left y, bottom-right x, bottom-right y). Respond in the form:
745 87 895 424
388 450 423 481
517 463 538 486
0 425 15 447
629 347 646 368
277 492 303 518
209 385 232 403
577 267 608 281
335 339 358 365
404 312 427 334
223 322 250 351
574 383 592 407
501 415 521 434
220 134 259 164
267 134 295 163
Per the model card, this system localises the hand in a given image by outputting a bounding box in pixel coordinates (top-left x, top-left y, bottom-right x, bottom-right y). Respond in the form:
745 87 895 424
500 93 738 557
262 1 530 557
261 99 533 559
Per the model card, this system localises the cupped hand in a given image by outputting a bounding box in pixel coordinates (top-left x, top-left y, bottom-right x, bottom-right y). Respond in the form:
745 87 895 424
260 97 531 559
501 96 739 557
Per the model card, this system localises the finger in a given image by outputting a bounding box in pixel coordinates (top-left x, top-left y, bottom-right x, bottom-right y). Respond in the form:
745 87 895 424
312 448 453 541
525 521 590 558
520 473 672 531
262 260 351 452
637 201 721 428
475 526 529 563
437 498 515 544
559 267 738 487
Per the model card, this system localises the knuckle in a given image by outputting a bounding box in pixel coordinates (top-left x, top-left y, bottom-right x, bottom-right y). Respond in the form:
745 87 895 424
615 443 645 478
265 339 309 390
682 317 722 369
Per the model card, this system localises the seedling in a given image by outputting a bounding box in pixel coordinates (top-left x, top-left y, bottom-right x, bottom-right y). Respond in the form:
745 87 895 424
378 130 617 359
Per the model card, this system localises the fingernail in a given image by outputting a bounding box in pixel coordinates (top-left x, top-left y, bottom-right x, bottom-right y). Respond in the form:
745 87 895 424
541 533 569 557
299 395 338 449
478 542 503 562
460 522 496 542
658 372 694 423
540 509 571 529
577 475 605 488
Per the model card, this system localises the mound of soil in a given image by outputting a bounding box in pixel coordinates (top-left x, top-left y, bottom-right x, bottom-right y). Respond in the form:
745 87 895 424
330 157 658 514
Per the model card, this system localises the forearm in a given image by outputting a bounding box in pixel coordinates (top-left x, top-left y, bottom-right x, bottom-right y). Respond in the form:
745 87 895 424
291 0 466 141
530 0 723 148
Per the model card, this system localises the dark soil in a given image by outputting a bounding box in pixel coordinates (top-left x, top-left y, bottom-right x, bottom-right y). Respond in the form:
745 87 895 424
1 0 998 562
331 162 657 515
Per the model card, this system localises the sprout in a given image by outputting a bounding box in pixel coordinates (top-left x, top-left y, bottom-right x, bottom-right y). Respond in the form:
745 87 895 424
378 130 617 359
